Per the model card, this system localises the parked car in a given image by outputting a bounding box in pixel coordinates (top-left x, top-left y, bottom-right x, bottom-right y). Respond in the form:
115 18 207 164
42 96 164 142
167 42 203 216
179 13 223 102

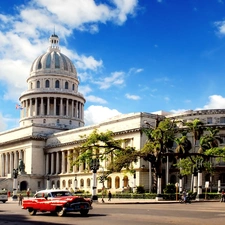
0 190 8 203
22 189 93 216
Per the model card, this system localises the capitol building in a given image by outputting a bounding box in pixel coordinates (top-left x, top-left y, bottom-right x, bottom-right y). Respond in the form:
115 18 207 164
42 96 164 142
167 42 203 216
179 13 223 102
1 34 225 194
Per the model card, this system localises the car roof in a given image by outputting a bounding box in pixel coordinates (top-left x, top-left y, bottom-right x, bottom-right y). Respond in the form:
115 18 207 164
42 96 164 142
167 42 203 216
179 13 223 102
37 190 71 193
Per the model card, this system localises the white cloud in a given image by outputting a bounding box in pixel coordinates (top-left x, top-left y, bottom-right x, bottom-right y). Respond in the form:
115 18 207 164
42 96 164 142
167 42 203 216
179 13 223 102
84 105 121 125
125 93 140 100
95 71 125 89
214 20 225 35
203 95 225 109
86 95 107 104
0 113 7 132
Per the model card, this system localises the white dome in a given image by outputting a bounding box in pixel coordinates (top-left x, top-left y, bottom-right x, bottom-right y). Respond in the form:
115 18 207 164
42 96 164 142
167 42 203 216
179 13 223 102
30 34 77 78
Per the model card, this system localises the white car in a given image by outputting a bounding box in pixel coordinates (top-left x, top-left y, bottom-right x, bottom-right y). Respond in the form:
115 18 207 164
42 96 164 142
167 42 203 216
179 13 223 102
0 190 8 203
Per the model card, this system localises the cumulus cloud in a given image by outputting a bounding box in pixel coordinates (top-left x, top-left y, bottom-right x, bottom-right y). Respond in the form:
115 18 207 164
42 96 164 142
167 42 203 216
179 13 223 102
85 95 107 104
202 95 225 109
94 71 125 89
125 93 140 100
84 105 121 125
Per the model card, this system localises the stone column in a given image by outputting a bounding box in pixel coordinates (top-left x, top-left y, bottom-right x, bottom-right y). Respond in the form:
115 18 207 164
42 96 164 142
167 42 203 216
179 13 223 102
66 99 69 116
60 98 63 116
56 152 59 174
5 153 9 175
71 100 74 118
47 97 50 115
62 151 65 174
46 154 49 175
51 153 54 174
35 98 38 116
75 101 77 118
54 97 56 116
41 97 44 115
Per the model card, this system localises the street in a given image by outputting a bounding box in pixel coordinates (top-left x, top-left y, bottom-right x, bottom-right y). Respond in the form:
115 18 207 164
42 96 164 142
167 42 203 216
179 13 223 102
0 201 225 225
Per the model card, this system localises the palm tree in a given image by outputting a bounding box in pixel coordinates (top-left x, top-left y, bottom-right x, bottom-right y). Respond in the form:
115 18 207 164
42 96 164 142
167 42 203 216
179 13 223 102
141 118 176 195
185 119 204 150
199 127 223 153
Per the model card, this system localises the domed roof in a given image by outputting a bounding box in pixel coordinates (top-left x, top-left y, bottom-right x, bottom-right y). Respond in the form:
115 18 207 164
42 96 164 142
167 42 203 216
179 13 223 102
30 34 77 78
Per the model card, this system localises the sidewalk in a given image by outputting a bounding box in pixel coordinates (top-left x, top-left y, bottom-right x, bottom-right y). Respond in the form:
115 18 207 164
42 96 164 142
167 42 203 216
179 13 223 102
95 198 219 204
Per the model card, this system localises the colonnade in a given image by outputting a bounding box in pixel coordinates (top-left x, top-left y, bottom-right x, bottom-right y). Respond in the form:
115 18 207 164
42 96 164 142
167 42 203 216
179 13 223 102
0 150 25 177
45 150 86 175
20 97 84 119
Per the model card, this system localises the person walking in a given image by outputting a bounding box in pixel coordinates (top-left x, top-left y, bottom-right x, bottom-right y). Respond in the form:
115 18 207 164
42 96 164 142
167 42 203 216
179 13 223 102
108 191 112 201
18 194 23 206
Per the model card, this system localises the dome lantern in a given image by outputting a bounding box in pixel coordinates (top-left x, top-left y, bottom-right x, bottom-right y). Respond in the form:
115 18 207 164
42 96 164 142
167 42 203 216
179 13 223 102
48 33 60 52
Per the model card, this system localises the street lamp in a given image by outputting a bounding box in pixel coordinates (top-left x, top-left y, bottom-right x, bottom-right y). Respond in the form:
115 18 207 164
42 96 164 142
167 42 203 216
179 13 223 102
90 158 100 200
12 168 18 200
74 175 77 194
196 158 204 200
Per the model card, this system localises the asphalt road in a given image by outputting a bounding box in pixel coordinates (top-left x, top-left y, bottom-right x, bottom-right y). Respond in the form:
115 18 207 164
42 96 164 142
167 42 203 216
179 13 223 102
0 201 225 225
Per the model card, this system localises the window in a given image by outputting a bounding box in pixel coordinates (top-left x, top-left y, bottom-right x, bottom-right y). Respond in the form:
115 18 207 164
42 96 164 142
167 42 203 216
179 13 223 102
46 54 51 68
57 119 60 124
62 55 68 71
54 52 60 69
220 117 225 123
37 81 40 88
45 80 50 88
55 80 60 88
207 117 212 124
65 81 68 89
38 60 42 69
80 179 84 188
87 178 91 187
115 176 120 189
43 119 46 124
72 84 75 91
107 177 112 189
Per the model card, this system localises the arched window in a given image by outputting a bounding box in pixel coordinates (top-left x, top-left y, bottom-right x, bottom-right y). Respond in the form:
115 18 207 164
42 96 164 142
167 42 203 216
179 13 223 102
57 180 60 189
107 177 112 189
123 176 129 188
37 80 40 88
65 81 68 89
45 80 50 88
115 176 120 189
55 80 60 88
72 84 75 91
87 178 91 187
80 179 84 188
62 180 66 188
31 82 33 89
68 179 72 188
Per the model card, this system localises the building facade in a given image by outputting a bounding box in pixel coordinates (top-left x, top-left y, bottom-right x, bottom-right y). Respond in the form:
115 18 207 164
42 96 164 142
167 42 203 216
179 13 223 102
1 35 225 194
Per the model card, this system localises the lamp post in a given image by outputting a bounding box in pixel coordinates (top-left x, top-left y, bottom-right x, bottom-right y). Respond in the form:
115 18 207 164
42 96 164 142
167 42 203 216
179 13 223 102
196 158 204 201
46 176 50 189
175 182 179 201
12 168 18 200
74 175 77 194
90 158 100 200
133 172 136 193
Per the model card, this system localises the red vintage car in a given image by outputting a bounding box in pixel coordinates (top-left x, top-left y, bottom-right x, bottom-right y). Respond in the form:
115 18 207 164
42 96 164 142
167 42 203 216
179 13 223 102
22 190 93 217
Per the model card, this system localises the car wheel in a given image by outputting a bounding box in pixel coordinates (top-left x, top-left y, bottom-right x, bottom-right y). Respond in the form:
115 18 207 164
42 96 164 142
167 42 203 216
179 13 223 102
80 209 89 216
2 201 6 203
56 207 66 217
28 208 37 216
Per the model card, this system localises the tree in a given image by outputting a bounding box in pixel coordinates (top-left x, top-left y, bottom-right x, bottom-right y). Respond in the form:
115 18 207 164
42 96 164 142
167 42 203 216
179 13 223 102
71 129 139 173
141 118 177 194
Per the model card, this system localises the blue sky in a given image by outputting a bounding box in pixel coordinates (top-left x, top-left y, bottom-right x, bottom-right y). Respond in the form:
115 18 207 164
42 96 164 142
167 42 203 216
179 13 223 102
1 0 225 131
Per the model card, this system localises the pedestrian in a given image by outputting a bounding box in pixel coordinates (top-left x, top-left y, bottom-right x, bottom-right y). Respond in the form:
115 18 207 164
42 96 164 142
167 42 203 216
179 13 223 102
18 194 23 206
221 189 225 202
108 191 112 201
182 189 187 203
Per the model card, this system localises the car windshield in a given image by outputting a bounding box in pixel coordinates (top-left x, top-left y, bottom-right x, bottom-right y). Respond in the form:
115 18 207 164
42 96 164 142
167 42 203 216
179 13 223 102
51 191 73 197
